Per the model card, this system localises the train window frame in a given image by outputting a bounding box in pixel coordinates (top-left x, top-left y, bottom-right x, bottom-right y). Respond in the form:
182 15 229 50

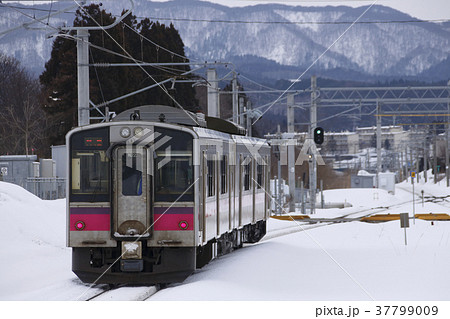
256 162 263 189
69 127 110 203
121 152 143 196
207 158 215 197
220 155 228 195
71 150 109 196
154 151 193 201
153 127 194 202
243 157 252 191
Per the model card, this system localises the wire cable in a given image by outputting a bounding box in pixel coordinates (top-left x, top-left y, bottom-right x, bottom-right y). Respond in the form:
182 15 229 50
4 4 448 25
122 22 201 64
142 16 450 25
253 0 379 125
71 0 199 125
2 1 198 121
89 46 106 106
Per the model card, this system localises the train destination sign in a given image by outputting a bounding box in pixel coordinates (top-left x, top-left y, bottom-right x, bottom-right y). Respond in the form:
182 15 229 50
84 137 104 147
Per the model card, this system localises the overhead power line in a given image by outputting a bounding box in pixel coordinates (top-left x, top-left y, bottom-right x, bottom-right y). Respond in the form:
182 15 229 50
121 22 200 64
143 16 450 25
4 4 448 25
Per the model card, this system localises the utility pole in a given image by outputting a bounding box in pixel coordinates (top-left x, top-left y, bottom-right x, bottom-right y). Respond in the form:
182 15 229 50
309 76 317 214
376 102 382 187
246 100 252 137
77 29 90 127
287 94 296 213
400 147 404 181
232 73 238 124
409 144 413 184
433 124 438 184
277 125 282 215
424 139 428 182
239 96 245 127
446 125 450 187
416 142 420 183
60 0 134 127
207 68 219 117
446 98 450 187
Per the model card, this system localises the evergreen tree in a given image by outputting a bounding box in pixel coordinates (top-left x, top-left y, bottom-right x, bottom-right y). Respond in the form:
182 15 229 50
40 4 197 145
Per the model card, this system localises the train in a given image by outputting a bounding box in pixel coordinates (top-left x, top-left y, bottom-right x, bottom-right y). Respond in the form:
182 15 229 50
66 105 271 284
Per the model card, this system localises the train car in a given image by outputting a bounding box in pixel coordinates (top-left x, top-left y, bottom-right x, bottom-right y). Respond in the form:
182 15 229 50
67 105 271 285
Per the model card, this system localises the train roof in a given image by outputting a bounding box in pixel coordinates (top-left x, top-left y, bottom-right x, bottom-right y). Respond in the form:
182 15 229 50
112 105 246 136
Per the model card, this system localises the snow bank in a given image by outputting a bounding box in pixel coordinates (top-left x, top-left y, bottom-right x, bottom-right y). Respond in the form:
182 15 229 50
0 182 82 300
151 219 450 301
0 176 449 301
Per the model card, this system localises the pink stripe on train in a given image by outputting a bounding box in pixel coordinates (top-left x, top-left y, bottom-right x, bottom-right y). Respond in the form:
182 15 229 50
70 209 110 231
153 213 194 231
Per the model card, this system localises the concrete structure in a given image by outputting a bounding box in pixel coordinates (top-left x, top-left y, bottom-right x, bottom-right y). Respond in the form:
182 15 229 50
378 172 396 194
0 155 38 187
356 125 409 150
324 131 359 154
51 145 67 178
351 170 395 193
40 159 56 178
0 154 66 200
351 174 375 189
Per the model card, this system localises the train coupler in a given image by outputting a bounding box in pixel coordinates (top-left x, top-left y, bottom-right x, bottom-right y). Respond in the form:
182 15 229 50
120 241 143 272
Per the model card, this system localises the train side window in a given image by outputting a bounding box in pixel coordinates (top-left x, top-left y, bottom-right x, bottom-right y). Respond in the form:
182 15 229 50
256 163 263 189
207 159 215 197
243 158 251 191
220 156 227 194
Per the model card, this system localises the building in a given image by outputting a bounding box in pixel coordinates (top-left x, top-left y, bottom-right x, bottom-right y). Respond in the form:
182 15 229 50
324 131 359 154
51 145 67 178
0 155 38 187
356 125 409 150
0 154 65 200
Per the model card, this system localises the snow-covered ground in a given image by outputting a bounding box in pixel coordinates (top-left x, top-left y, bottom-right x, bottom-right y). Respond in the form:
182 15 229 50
0 171 449 303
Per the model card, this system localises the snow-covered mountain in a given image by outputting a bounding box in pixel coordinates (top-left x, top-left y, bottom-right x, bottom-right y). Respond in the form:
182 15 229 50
1 0 449 80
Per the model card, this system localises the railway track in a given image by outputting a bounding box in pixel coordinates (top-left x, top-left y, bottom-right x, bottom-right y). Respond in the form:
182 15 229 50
84 285 159 301
263 184 450 241
397 183 450 209
78 185 449 301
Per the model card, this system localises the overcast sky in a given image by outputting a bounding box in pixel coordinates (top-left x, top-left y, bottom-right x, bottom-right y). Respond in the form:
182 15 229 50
151 0 450 21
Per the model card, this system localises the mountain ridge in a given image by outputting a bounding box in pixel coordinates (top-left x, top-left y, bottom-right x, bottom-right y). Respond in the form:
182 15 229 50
0 0 449 81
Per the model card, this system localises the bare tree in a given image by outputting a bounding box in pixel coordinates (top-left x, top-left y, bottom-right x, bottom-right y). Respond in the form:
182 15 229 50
0 54 47 156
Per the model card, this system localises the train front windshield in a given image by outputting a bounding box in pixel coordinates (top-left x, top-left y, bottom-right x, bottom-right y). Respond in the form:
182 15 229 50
72 150 109 195
154 127 194 202
68 126 194 205
69 127 110 203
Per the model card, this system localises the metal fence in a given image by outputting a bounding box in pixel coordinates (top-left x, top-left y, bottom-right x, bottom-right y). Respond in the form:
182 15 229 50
25 178 66 200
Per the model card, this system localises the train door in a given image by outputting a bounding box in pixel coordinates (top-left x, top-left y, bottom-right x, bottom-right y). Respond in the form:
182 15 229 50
113 146 151 237
201 150 206 243
229 161 234 230
238 154 243 227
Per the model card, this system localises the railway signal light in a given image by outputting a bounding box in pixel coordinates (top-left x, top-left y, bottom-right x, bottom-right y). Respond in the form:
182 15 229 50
313 127 324 144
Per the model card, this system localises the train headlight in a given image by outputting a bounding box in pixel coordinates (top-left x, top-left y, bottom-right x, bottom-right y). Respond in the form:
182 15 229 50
75 221 85 231
179 221 189 230
120 127 131 138
134 127 144 137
